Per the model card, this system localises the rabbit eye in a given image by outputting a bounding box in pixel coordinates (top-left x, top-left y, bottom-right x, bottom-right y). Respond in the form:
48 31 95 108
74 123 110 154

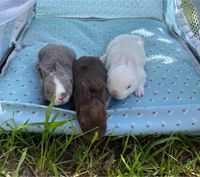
127 85 131 89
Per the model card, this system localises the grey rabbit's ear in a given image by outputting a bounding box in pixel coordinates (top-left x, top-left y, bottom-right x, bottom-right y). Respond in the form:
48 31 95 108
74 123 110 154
36 64 50 79
55 62 65 72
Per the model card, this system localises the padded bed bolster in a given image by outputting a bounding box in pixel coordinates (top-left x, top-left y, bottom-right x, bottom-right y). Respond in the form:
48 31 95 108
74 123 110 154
0 102 199 135
36 0 164 19
0 17 200 135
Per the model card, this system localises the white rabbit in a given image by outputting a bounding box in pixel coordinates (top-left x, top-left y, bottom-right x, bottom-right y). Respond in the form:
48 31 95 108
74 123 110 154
101 34 147 100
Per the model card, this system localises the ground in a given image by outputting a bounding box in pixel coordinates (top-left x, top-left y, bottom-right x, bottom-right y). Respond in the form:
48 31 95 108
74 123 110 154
0 107 199 177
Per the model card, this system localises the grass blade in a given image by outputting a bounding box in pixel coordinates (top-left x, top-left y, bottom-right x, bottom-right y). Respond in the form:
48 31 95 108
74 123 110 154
13 148 27 177
51 162 59 177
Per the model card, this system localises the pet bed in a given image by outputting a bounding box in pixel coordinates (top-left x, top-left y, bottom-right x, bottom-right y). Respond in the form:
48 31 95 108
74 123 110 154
0 0 199 135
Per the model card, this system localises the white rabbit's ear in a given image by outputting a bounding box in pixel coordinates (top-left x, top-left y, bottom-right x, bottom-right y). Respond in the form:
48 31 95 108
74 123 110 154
36 64 50 79
137 39 144 47
124 57 137 69
132 35 144 47
100 54 107 64
107 65 118 75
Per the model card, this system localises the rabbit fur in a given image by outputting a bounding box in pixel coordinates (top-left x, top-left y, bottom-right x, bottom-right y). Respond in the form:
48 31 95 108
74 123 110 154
73 56 109 140
36 44 76 105
101 34 147 100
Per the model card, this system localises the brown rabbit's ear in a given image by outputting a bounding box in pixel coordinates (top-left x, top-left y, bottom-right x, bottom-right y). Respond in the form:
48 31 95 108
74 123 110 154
90 98 103 108
90 99 106 120
81 81 87 88
36 64 50 79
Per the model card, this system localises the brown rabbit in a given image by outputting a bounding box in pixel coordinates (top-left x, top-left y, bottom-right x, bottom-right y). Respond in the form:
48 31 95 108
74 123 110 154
73 56 109 140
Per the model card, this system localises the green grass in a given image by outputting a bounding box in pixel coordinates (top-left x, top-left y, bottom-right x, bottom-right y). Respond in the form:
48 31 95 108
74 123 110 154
0 101 199 176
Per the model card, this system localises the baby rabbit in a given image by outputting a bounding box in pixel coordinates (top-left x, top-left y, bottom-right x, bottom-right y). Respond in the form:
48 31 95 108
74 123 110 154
36 44 76 105
101 34 147 100
73 56 109 140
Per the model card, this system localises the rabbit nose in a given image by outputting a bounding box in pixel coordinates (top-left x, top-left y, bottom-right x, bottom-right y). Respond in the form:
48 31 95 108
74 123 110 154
57 93 67 102
61 92 67 99
58 97 63 102
111 90 119 96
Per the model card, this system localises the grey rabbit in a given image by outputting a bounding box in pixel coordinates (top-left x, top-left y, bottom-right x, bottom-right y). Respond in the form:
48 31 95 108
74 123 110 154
73 56 110 140
36 44 76 105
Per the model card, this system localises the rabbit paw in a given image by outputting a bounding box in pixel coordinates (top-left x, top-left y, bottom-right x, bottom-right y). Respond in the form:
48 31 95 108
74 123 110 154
135 86 144 97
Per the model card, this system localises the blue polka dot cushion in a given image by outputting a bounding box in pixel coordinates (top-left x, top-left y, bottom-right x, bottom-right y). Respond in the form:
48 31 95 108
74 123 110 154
36 0 163 19
0 0 200 135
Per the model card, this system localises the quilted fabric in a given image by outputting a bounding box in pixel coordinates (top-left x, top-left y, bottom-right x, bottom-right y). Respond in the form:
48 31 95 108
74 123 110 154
0 17 199 135
36 0 164 19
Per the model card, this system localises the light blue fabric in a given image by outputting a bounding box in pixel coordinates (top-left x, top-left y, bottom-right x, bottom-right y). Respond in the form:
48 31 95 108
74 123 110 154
0 21 14 64
165 0 182 36
0 0 36 65
36 0 164 19
0 17 200 135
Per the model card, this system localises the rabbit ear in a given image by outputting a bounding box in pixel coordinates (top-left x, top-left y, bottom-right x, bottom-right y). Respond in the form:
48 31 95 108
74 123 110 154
100 54 107 64
55 62 65 72
81 81 88 88
137 39 144 47
114 55 137 69
124 57 137 69
135 36 144 47
36 64 50 79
